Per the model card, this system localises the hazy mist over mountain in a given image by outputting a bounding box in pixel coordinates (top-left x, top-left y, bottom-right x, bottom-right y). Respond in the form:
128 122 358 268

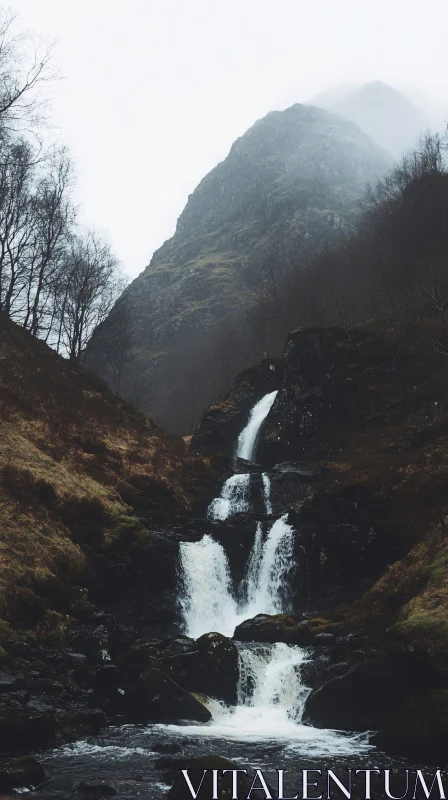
310 82 430 157
7 0 448 277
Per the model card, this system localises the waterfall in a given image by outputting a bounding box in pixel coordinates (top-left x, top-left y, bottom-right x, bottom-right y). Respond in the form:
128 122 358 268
170 387 373 757
262 472 272 514
237 642 310 721
179 515 296 638
245 522 263 603
208 473 250 521
207 390 278 521
161 638 372 754
245 515 295 616
179 535 238 639
236 390 278 462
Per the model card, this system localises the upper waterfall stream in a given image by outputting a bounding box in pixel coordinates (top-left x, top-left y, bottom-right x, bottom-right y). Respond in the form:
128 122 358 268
236 389 278 462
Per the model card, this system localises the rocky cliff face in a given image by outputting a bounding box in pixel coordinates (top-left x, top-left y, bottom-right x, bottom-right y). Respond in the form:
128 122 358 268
87 104 389 434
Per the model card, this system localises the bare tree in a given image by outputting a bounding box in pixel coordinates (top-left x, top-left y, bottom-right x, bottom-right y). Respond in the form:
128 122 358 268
57 232 125 362
0 8 56 133
91 298 134 395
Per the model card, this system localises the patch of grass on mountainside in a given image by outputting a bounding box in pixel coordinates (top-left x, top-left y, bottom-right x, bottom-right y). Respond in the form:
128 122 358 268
0 315 210 636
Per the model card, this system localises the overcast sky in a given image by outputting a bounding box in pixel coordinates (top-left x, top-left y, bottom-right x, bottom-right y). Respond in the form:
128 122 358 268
8 0 448 277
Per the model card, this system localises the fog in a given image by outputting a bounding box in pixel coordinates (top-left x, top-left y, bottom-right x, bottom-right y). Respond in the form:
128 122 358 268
8 0 448 276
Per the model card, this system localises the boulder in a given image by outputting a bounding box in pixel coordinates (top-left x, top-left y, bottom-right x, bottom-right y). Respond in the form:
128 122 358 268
0 757 46 792
79 781 117 796
233 614 312 645
303 656 422 731
196 632 239 705
372 690 448 763
124 666 211 723
0 700 59 750
152 739 183 754
0 672 17 694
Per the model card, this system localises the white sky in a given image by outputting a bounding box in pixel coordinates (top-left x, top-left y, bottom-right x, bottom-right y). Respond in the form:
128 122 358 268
8 0 448 277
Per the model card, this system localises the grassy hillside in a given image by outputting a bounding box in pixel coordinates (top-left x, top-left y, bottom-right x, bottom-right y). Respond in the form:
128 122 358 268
0 314 208 640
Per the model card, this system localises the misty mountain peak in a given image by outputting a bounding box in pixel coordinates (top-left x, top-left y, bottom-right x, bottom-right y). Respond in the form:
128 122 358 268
310 81 428 157
88 103 389 433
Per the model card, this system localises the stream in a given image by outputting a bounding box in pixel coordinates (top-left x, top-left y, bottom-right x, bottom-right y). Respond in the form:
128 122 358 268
36 392 431 798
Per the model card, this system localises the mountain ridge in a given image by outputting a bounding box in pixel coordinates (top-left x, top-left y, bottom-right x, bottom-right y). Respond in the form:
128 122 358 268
87 103 390 434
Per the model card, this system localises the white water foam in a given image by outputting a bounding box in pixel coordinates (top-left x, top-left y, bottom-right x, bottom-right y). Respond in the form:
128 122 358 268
208 473 250 521
262 472 273 514
236 390 278 462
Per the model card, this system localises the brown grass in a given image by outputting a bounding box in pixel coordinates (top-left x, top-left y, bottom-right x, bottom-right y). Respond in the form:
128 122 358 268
0 314 209 633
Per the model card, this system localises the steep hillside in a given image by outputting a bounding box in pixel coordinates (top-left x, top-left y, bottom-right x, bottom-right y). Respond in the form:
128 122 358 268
311 81 427 157
0 314 209 640
87 104 389 434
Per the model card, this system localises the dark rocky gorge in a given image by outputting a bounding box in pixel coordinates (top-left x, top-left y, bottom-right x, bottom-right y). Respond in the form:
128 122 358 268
3 323 448 796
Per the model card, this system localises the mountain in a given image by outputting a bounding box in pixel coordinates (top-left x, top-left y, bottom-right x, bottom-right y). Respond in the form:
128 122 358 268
87 103 390 434
310 81 428 158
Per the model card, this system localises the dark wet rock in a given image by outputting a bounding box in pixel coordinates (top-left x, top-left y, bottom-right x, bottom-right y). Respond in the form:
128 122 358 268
288 488 408 610
152 739 183 754
234 613 313 645
258 327 384 465
0 700 59 750
79 780 117 796
272 462 322 477
160 637 197 658
95 664 120 691
70 707 106 733
0 672 17 694
372 689 448 763
66 652 88 667
300 657 351 690
196 632 239 705
303 656 429 731
268 470 314 514
0 756 46 792
115 641 161 681
124 665 212 723
232 457 264 474
167 755 254 800
25 698 55 714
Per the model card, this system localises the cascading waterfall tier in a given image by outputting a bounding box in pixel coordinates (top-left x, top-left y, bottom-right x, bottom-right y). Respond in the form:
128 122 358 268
208 473 250 521
236 390 278 462
178 535 238 639
179 515 296 638
161 639 372 754
207 390 278 521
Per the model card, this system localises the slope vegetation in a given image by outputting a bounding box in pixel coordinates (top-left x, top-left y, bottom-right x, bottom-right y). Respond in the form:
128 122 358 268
0 315 207 639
